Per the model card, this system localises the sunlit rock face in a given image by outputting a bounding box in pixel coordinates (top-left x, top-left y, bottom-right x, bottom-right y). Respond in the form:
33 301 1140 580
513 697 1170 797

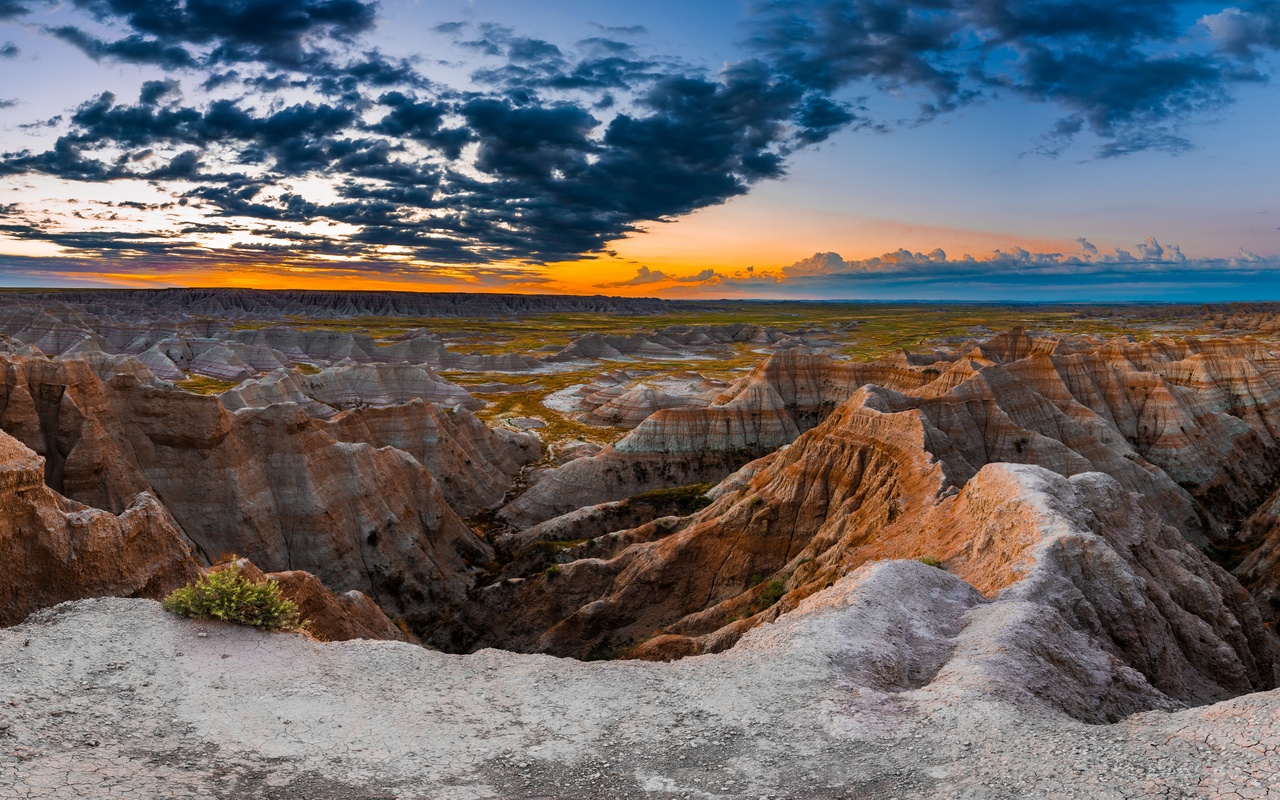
0 352 541 631
7 315 1280 737
0 429 201 627
0 429 413 642
459 331 1280 689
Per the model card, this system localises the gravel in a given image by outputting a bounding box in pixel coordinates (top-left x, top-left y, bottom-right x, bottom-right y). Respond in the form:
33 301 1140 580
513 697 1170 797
1 591 1277 800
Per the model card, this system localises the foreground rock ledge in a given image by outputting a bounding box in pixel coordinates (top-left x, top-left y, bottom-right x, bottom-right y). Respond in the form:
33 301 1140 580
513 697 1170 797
3 595 1278 800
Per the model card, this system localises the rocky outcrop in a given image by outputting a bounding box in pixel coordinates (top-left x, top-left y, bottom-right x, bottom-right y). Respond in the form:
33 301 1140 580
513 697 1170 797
0 353 501 631
1236 486 1280 628
0 430 200 626
498 449 740 529
300 362 482 411
0 288 719 321
1 422 413 641
6 592 1280 797
465 332 1280 696
446 453 1279 718
500 351 903 526
217 369 337 418
564 371 726 429
225 559 411 643
222 361 489 417
546 324 839 362
326 400 541 517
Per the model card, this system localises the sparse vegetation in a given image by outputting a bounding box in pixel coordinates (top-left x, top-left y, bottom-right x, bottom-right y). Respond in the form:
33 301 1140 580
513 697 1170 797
918 555 946 569
629 483 714 515
758 579 787 608
174 374 244 395
162 563 302 631
583 638 624 662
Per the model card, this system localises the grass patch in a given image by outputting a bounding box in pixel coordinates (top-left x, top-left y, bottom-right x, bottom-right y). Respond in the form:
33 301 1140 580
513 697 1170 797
628 483 714 515
918 555 945 569
162 563 302 631
583 638 625 662
174 374 244 395
757 579 787 608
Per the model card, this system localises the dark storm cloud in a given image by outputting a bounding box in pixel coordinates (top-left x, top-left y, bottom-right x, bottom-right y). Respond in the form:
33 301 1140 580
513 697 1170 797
471 54 663 93
0 212 191 253
3 12 843 267
45 0 377 70
315 52 432 93
749 0 1280 155
60 88 359 171
47 25 200 68
460 98 598 179
1 41 19 57
6 0 1275 280
0 0 28 20
370 92 471 159
443 22 671 93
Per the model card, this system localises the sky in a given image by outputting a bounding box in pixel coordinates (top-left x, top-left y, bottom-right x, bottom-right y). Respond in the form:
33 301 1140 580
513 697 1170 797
0 0 1279 301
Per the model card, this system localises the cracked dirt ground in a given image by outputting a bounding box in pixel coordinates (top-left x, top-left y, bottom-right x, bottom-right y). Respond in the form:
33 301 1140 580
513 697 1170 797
2 587 1278 800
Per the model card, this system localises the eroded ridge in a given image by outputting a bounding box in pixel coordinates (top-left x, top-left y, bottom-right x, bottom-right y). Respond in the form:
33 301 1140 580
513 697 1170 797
4 318 1280 798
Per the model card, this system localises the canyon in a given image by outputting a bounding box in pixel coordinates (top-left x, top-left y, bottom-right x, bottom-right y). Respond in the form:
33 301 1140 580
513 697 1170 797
3 290 1280 798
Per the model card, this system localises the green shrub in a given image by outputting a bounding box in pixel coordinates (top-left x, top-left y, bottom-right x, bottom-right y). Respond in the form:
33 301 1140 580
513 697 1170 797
583 638 623 662
628 483 714 515
918 555 945 569
758 579 787 608
162 564 301 631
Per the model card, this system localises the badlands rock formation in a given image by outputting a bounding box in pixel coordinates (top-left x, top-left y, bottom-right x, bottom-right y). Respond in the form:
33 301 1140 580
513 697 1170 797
547 369 729 429
0 351 539 631
1 429 407 641
222 362 484 415
0 288 721 321
500 350 918 526
546 324 837 362
0 429 199 627
474 330 1280 665
1 292 774 397
4 299 1280 797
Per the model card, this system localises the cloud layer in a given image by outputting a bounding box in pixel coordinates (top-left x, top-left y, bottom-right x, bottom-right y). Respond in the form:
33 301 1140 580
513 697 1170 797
594 238 1280 301
749 0 1280 156
0 1 1278 287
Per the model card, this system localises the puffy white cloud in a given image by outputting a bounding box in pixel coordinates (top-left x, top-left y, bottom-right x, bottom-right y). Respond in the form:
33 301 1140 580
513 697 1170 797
594 265 724 289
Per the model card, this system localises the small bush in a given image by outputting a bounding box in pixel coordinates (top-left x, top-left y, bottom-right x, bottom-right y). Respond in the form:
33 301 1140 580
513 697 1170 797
918 555 945 569
583 638 623 662
758 579 787 608
545 563 562 576
629 483 714 515
162 564 301 631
